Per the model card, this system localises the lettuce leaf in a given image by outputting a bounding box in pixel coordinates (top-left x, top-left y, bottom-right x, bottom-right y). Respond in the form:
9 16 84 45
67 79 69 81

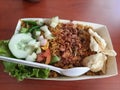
0 40 50 81
0 40 14 57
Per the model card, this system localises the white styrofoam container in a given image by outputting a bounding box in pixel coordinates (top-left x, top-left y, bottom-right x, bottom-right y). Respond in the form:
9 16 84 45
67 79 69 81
14 18 118 81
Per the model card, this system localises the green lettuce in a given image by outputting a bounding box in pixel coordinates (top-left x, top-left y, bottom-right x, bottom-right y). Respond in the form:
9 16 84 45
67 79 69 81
0 40 50 81
0 40 14 57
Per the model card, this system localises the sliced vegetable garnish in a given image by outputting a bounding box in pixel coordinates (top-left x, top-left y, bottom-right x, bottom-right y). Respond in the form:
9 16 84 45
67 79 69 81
23 20 37 26
40 25 54 39
19 27 29 33
41 42 49 50
44 49 51 64
50 55 60 64
8 33 34 58
50 16 59 28
37 49 51 64
28 26 40 32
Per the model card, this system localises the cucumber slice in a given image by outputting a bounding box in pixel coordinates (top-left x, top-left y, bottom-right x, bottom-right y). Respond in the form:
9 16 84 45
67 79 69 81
50 55 60 64
9 33 34 58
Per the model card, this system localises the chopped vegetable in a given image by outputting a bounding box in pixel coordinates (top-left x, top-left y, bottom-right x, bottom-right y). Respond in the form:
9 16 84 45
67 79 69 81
37 49 51 64
28 40 40 48
28 26 40 32
36 20 44 26
36 54 44 62
44 49 51 64
50 16 59 28
41 42 49 50
23 20 37 26
36 47 41 54
35 31 41 37
38 35 47 46
40 25 53 39
19 27 28 33
40 39 47 46
26 52 37 62
50 55 60 64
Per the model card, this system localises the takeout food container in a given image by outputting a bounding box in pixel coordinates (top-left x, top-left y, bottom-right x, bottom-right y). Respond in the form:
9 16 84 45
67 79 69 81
14 18 118 81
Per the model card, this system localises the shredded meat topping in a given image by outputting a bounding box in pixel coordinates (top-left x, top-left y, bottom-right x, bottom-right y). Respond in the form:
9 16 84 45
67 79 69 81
49 23 96 70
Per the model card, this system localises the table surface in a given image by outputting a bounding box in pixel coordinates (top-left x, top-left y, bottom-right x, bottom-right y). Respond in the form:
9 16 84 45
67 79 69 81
0 0 120 90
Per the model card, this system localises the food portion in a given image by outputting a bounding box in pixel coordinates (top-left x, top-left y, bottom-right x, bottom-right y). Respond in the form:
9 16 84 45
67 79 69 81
0 16 117 81
49 23 95 72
